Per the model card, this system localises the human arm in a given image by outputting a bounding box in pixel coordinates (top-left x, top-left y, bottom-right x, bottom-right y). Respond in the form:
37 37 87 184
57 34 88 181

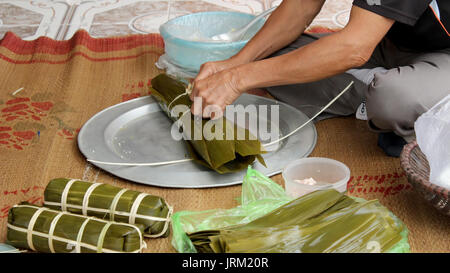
191 6 395 117
194 0 326 81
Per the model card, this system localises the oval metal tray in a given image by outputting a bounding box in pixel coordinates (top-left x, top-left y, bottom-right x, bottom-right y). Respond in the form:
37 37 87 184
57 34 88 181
78 94 317 188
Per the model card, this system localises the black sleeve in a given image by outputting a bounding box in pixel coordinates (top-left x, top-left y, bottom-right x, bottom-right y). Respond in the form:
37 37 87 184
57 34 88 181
353 0 432 26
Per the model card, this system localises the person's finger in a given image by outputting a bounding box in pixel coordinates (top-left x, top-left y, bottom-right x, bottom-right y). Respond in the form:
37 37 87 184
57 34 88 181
196 62 216 81
209 105 225 120
203 91 225 119
191 95 204 116
203 103 222 119
196 68 212 81
201 92 214 118
189 79 200 101
213 95 227 120
203 106 212 119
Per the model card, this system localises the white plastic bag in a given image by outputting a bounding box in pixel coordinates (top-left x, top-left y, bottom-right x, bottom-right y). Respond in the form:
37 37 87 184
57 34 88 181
156 54 198 78
415 94 450 189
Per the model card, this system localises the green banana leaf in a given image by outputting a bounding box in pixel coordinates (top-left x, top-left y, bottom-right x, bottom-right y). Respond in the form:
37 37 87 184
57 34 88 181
43 178 171 238
188 189 409 253
7 204 145 253
149 73 266 174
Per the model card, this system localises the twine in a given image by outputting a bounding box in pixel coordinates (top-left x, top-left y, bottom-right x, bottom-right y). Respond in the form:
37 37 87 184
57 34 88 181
82 183 102 215
44 180 172 238
48 212 66 253
85 81 354 166
97 222 113 253
167 82 193 110
26 207 48 251
263 81 354 147
76 217 91 253
129 193 148 224
60 179 77 212
109 188 128 221
8 204 146 253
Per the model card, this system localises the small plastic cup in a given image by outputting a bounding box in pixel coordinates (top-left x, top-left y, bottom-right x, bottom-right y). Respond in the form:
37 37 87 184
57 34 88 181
282 157 351 198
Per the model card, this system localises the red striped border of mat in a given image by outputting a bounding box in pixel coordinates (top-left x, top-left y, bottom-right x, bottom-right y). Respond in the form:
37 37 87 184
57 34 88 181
0 30 164 55
0 27 336 65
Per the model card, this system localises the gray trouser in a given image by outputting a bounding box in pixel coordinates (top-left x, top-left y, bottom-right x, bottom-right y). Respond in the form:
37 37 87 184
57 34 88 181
266 34 450 138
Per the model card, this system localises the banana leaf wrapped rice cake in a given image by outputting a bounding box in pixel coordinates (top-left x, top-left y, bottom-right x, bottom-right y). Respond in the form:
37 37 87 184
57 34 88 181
44 178 172 238
7 204 146 253
150 74 266 174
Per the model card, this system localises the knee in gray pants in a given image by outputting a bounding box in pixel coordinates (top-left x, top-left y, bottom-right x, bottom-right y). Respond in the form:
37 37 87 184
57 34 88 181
365 71 426 137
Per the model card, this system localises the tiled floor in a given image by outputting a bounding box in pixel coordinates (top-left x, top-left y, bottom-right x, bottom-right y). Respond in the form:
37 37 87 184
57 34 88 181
0 0 352 40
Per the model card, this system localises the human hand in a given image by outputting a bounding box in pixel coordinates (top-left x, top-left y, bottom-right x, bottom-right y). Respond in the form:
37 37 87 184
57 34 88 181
190 68 244 119
195 57 246 81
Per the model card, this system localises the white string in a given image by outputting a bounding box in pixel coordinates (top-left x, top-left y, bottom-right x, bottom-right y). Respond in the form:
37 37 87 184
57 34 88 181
87 110 192 167
175 109 191 129
263 81 354 147
82 182 102 215
109 188 128 221
44 200 172 238
129 193 148 224
60 179 77 212
48 180 170 237
86 82 353 166
9 205 146 253
76 217 91 253
167 82 193 110
87 158 193 166
44 179 172 238
97 222 112 253
11 87 24 96
48 212 66 253
145 205 174 238
44 200 170 222
8 223 142 253
87 84 194 167
167 93 187 110
26 207 48 251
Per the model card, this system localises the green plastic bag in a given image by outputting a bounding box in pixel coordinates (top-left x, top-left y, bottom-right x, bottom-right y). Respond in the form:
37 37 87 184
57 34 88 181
172 166 292 253
171 167 410 253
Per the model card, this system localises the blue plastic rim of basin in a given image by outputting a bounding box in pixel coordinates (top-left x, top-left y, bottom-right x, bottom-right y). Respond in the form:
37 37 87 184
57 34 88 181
160 11 265 72
0 243 20 253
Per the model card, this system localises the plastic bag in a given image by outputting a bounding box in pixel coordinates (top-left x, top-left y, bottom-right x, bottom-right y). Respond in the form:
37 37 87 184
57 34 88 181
171 167 410 253
155 54 198 78
159 12 265 71
189 191 409 253
171 167 292 253
415 94 450 189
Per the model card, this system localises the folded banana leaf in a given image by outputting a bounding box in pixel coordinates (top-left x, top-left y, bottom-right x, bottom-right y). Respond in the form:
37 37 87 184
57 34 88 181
149 73 266 174
188 190 408 253
7 204 146 253
43 178 172 238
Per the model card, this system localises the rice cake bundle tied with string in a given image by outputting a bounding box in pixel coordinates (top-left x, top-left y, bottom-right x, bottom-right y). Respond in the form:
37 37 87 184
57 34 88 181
149 73 266 174
43 178 172 238
6 204 146 253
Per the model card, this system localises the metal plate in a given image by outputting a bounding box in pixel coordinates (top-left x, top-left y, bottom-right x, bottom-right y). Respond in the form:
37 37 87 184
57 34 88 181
78 94 317 188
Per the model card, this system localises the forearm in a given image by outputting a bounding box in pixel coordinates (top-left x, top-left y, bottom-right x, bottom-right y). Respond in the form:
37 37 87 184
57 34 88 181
235 6 394 89
236 32 372 89
233 0 325 63
190 6 395 118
